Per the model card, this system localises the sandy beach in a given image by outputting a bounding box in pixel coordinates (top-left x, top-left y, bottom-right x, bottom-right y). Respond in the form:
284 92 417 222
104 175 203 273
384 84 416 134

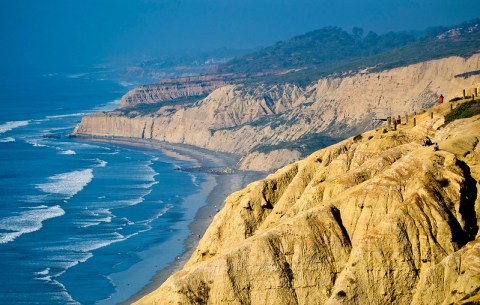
75 136 265 304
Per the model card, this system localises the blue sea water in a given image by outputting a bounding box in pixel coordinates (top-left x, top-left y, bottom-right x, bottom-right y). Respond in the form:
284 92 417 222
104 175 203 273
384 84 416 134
0 72 208 304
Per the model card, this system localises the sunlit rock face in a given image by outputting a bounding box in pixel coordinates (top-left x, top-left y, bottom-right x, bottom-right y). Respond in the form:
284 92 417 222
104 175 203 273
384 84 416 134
133 98 480 305
75 54 480 172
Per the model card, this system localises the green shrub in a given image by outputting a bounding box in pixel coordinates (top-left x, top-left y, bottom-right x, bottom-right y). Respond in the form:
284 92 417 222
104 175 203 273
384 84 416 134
444 101 480 125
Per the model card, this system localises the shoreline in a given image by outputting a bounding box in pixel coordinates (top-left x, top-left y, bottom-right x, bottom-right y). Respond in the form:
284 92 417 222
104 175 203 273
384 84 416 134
74 136 265 304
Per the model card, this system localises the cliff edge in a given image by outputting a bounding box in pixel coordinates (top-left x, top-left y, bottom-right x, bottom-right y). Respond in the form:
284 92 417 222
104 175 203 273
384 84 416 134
74 54 480 172
134 101 480 305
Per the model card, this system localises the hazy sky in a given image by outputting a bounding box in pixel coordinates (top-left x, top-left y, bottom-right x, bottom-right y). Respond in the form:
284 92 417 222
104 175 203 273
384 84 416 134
1 0 479 72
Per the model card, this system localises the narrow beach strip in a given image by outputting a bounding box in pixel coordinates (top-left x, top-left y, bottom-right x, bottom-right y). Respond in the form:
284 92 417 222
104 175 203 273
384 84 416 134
74 136 265 304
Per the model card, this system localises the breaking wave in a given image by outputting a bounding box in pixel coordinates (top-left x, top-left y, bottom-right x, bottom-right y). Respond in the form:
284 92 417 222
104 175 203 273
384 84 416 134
36 169 94 198
0 120 30 134
0 205 65 244
0 137 15 142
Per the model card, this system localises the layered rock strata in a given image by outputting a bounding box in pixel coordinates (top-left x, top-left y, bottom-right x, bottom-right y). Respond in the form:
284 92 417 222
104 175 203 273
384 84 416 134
134 102 480 305
75 54 480 171
120 74 233 108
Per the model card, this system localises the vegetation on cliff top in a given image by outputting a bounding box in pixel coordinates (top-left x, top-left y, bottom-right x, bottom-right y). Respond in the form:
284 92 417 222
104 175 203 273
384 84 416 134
444 100 480 125
219 19 480 86
120 94 207 117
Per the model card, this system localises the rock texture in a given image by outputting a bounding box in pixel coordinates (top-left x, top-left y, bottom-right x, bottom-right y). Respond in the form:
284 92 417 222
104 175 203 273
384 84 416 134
120 75 232 108
238 149 302 171
134 102 480 305
75 54 480 171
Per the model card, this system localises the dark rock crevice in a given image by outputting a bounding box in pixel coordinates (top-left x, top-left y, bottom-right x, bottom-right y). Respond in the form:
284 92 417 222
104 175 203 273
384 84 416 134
456 160 479 242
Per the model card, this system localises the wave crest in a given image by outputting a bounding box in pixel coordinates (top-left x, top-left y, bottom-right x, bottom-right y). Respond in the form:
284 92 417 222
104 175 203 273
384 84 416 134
36 169 94 198
0 120 30 134
0 205 65 244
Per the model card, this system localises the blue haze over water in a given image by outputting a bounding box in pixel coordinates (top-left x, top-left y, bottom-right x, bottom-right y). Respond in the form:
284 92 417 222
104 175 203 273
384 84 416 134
0 72 207 304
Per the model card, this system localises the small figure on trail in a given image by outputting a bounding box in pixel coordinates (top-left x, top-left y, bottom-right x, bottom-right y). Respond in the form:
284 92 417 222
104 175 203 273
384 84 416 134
433 143 439 151
439 94 444 103
423 136 432 146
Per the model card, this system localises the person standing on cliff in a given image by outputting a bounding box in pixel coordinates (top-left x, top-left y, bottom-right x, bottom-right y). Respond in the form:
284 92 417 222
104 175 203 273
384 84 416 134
439 94 444 103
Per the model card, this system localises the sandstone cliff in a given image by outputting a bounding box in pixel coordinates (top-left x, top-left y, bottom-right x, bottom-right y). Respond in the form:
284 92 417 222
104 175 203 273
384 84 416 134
134 101 480 305
120 75 233 108
75 54 480 171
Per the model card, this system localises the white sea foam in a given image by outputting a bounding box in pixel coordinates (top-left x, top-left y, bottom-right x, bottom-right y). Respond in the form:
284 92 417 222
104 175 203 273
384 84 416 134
26 205 49 209
48 278 81 305
0 205 65 244
0 120 30 134
45 113 87 119
47 253 93 273
24 195 49 203
93 99 121 112
119 81 134 87
67 73 88 79
34 275 53 282
116 197 146 207
36 169 94 198
35 268 51 276
26 139 47 148
138 181 159 189
58 149 76 155
0 137 15 142
34 268 52 281
149 204 172 222
95 158 107 167
77 208 113 228
188 173 199 186
79 217 112 228
48 232 124 252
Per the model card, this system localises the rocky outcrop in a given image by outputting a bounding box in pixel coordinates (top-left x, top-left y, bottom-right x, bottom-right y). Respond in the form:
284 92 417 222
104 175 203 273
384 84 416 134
75 54 480 171
134 102 480 305
237 149 302 171
120 74 232 108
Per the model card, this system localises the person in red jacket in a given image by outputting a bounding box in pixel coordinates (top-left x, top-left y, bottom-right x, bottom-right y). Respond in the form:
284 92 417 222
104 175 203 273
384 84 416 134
439 94 444 103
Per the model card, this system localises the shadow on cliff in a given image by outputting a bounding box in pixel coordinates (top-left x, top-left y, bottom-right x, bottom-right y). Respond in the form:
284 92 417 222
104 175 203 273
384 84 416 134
457 160 479 244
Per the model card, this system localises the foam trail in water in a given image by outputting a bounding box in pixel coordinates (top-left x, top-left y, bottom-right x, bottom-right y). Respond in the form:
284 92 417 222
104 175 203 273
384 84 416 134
58 150 76 155
119 81 135 87
0 120 30 134
77 208 113 228
46 232 125 252
93 99 121 112
34 268 51 276
188 173 199 186
0 205 65 244
95 158 107 167
0 137 15 142
36 169 93 198
26 139 47 148
45 113 87 119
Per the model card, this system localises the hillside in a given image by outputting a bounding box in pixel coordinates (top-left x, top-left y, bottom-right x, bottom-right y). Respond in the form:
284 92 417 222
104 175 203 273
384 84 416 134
73 20 480 172
74 54 480 171
218 19 480 86
134 100 480 305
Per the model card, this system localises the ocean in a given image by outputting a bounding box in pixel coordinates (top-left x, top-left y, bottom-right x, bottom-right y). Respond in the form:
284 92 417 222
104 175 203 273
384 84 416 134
0 72 211 304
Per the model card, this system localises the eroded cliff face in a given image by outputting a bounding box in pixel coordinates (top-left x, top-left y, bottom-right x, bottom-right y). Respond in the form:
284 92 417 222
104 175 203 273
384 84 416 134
75 54 480 171
134 103 480 305
120 75 232 108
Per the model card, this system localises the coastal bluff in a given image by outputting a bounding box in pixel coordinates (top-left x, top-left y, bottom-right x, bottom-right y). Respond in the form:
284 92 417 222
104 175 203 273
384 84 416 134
134 102 480 305
74 54 480 172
